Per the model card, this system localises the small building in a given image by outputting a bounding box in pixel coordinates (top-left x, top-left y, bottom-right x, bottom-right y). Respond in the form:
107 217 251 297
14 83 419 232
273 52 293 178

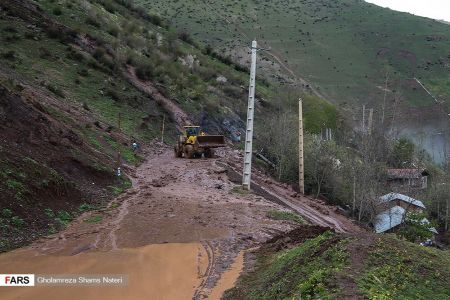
377 192 425 214
387 168 429 191
374 205 406 233
374 192 437 234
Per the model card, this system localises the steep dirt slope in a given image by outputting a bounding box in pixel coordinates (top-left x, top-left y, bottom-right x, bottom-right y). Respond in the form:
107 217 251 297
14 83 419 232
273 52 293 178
0 82 122 250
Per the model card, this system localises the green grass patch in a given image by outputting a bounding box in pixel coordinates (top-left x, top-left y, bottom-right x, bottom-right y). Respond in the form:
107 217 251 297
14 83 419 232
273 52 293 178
55 210 73 226
104 135 142 165
267 210 305 224
84 215 103 224
109 202 120 210
78 203 95 213
108 176 132 196
230 185 251 195
357 235 450 300
224 231 348 300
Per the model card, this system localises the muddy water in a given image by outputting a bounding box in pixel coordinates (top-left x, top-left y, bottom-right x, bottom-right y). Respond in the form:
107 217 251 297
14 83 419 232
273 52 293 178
0 243 207 300
208 251 245 299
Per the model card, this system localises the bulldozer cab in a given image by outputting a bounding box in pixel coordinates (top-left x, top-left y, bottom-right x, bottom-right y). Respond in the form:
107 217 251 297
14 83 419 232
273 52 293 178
184 126 201 137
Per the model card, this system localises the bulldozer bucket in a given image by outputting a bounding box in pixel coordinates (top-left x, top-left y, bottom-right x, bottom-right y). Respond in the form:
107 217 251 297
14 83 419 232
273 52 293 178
196 135 226 148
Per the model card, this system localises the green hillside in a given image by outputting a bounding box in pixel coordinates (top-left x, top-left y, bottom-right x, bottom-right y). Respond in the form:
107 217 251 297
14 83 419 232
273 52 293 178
0 0 339 251
138 0 450 110
225 231 450 300
0 0 255 251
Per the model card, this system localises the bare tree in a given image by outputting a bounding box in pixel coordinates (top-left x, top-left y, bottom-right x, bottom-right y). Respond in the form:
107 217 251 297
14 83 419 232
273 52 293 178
304 136 341 199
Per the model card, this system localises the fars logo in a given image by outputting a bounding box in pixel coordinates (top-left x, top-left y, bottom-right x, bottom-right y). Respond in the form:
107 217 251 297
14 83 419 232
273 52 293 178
0 274 35 286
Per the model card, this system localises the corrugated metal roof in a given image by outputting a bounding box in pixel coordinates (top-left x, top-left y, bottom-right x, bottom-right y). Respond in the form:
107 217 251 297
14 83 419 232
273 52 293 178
374 206 405 233
387 169 428 179
379 192 426 209
374 206 437 234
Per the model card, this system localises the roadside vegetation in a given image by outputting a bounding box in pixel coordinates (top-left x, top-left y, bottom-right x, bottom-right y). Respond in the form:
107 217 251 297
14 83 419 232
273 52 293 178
255 94 449 238
358 235 450 299
266 210 305 224
225 232 450 300
225 232 349 299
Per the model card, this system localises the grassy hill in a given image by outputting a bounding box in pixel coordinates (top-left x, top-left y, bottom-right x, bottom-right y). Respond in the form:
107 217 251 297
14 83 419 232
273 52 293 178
224 231 450 300
139 0 450 108
137 0 450 162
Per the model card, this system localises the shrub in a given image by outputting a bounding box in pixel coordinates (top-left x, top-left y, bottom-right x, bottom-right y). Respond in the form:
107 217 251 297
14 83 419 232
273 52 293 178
3 26 17 33
86 15 101 28
1 50 16 60
136 64 154 80
107 25 120 37
223 85 243 98
78 68 89 77
203 44 213 55
55 210 72 226
46 27 77 43
39 47 53 59
44 208 55 218
11 216 25 228
93 47 106 60
106 89 120 101
101 1 117 13
178 32 193 44
46 84 65 98
66 47 84 61
78 203 93 212
397 212 435 242
197 67 217 81
1 209 13 218
52 7 62 15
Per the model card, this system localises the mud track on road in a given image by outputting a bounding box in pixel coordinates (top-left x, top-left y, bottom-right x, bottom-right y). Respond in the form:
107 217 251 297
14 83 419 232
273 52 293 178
0 143 363 299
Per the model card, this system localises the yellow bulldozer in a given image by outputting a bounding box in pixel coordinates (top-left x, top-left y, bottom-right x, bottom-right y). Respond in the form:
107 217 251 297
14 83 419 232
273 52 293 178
174 126 226 158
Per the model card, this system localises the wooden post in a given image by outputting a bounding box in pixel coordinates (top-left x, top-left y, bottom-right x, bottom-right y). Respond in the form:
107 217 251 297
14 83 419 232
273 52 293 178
161 115 165 144
368 108 373 135
299 98 305 195
352 174 356 217
446 197 449 231
381 72 389 125
362 105 366 133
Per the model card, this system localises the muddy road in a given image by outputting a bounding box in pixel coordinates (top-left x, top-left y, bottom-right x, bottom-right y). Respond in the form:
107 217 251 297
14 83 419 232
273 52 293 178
0 143 361 299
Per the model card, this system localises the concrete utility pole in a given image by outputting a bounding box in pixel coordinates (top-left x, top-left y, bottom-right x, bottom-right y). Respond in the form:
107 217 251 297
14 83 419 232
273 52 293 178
242 40 258 190
298 98 305 195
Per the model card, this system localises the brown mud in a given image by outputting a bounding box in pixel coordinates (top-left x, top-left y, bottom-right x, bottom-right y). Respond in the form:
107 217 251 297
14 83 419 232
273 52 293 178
0 143 364 299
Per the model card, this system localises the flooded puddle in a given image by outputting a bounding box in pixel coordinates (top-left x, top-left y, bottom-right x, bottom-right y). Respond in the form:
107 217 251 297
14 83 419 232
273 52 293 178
0 243 207 300
208 251 245 299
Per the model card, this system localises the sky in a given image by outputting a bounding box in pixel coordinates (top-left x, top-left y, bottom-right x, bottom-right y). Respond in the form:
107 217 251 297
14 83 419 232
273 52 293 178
364 0 450 22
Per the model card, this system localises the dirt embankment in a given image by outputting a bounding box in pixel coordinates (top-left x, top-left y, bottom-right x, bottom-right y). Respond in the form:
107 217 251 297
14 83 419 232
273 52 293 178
0 83 120 250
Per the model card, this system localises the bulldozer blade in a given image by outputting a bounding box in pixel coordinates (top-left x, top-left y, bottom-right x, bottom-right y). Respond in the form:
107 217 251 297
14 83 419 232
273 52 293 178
196 135 226 148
